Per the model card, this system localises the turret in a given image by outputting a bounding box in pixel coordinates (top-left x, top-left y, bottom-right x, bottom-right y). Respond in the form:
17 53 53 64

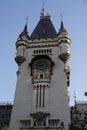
58 20 71 63
15 24 29 66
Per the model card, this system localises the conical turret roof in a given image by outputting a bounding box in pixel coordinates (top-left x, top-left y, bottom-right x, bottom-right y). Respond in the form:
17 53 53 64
18 24 29 40
58 20 68 35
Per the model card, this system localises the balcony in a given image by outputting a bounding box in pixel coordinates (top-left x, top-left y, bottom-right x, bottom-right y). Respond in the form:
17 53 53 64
20 119 64 130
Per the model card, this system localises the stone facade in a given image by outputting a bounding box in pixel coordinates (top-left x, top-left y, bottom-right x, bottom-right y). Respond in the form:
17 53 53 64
9 12 71 130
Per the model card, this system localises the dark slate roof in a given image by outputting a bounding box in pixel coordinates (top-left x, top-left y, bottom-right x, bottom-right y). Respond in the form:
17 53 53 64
30 15 57 40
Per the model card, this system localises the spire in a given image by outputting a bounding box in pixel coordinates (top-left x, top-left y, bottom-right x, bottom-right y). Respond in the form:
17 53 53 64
22 16 28 34
74 90 77 106
23 24 28 34
60 20 64 30
58 15 68 35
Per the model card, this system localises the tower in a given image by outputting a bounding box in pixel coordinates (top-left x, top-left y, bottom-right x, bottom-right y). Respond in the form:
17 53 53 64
9 11 71 130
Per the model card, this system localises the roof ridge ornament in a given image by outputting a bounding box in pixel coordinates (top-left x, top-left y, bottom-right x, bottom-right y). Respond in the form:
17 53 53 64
41 0 45 16
40 0 50 19
41 7 44 16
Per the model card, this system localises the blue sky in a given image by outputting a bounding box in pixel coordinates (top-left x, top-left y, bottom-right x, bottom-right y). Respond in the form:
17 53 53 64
0 0 87 106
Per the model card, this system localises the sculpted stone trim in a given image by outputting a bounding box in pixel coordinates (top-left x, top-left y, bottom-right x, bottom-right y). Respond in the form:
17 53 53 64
29 38 57 43
32 80 50 84
58 39 70 46
15 56 26 66
17 37 29 43
16 43 27 49
30 112 50 118
16 38 59 49
27 44 58 48
29 55 54 76
16 41 27 49
57 36 70 40
16 43 58 49
59 52 70 63
58 39 70 45
33 83 49 88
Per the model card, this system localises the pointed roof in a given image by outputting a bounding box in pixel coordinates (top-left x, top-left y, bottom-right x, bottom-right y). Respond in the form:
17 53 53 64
30 15 57 40
58 20 68 36
23 24 28 34
18 24 29 40
60 21 64 30
59 20 68 32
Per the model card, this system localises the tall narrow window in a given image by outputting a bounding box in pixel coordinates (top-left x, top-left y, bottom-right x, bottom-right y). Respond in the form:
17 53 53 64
39 85 42 107
36 85 38 108
50 49 52 53
43 86 45 107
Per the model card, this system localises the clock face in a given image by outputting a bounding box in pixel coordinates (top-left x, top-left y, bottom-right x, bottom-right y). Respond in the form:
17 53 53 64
34 60 49 70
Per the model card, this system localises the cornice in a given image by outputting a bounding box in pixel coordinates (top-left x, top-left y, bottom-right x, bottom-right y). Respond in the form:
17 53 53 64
16 38 59 49
27 43 58 48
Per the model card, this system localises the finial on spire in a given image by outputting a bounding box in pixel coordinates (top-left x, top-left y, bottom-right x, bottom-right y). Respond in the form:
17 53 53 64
26 16 28 25
60 13 63 21
24 16 28 33
41 0 45 16
42 0 45 10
